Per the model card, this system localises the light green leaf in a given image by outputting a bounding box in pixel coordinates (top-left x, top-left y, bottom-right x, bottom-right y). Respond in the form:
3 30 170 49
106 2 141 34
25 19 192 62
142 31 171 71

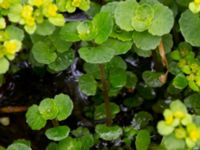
54 93 73 121
7 143 31 150
31 42 57 64
94 102 120 120
0 57 9 74
36 20 55 36
77 21 96 41
161 134 186 150
58 137 82 150
38 98 59 120
49 29 72 53
114 0 138 31
26 105 46 130
135 130 150 150
132 31 161 51
48 51 74 72
6 25 24 41
45 126 70 141
172 74 188 90
157 121 174 136
101 38 132 55
179 10 200 46
95 124 123 141
92 12 113 44
132 4 154 32
59 22 80 42
148 3 174 36
79 46 115 64
48 14 65 26
79 74 97 96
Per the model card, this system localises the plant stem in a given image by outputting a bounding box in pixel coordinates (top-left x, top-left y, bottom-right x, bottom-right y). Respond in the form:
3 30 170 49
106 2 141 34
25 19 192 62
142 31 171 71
99 64 112 126
158 40 169 84
51 119 59 127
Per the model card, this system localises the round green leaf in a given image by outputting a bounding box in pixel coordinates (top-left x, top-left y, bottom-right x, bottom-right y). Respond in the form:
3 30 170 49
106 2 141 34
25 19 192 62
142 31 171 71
142 71 163 87
157 121 174 136
58 137 82 150
108 56 127 70
95 124 123 141
94 102 120 120
148 3 174 36
45 126 70 141
36 20 55 36
114 0 138 31
79 46 115 64
49 29 72 53
132 4 154 32
179 10 200 46
172 74 188 90
184 94 200 115
77 21 96 41
79 74 97 96
135 130 150 150
7 143 31 150
101 38 132 55
132 111 153 129
6 25 24 41
161 134 186 150
54 93 73 121
0 58 9 74
59 22 80 42
31 41 57 64
48 51 74 72
132 31 161 51
92 12 113 44
26 105 46 130
109 68 127 88
38 98 59 120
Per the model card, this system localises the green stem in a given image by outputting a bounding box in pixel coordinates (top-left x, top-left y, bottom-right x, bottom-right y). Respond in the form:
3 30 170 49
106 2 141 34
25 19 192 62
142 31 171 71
99 64 112 126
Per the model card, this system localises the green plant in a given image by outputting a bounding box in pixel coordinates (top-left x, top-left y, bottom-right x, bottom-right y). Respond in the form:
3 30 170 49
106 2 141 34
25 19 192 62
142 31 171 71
2 0 200 149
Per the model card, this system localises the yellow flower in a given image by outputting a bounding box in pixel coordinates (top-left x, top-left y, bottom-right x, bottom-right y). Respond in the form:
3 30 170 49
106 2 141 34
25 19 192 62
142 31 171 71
187 74 195 81
164 109 175 125
25 17 35 27
0 0 10 9
174 111 185 119
189 130 200 142
45 3 58 17
72 0 81 7
195 0 200 4
21 5 33 19
4 40 22 55
190 63 199 73
28 0 44 7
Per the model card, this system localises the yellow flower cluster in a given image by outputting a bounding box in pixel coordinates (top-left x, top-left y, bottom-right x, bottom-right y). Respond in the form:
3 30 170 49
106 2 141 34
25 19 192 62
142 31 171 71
171 45 200 92
6 0 64 34
189 0 200 13
0 0 11 9
0 15 22 61
0 38 22 61
157 100 200 149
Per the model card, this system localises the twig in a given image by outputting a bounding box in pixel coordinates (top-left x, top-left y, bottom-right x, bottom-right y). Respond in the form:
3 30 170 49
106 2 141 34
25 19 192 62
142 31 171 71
0 106 27 113
158 40 169 84
99 64 112 126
